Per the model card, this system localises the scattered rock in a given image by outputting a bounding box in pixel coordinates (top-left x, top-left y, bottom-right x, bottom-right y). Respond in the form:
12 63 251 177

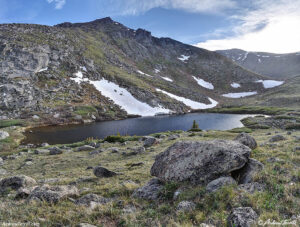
168 134 180 141
76 145 95 152
123 147 145 156
0 168 7 175
49 147 63 155
15 187 35 199
89 149 104 155
287 131 292 135
293 147 300 152
206 177 236 193
75 193 110 209
176 201 196 212
109 147 119 153
0 175 36 191
128 162 144 168
233 158 264 184
144 136 159 147
227 207 258 227
28 184 79 203
34 149 49 155
238 183 265 194
234 133 257 150
151 140 251 184
132 178 164 200
269 135 286 142
93 166 116 178
0 131 9 140
41 143 49 147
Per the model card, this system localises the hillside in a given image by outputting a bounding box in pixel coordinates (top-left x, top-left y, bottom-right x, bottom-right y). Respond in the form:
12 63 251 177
0 17 279 125
217 49 300 80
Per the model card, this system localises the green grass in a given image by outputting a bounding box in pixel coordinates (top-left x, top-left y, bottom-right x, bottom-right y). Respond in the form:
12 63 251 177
0 119 25 129
201 106 289 115
74 105 98 117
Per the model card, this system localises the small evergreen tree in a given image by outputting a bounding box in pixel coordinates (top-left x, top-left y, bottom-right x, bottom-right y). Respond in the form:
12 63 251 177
189 120 202 132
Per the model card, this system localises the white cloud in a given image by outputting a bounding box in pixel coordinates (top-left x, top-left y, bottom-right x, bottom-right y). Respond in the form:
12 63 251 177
195 0 300 53
110 0 236 15
47 0 66 9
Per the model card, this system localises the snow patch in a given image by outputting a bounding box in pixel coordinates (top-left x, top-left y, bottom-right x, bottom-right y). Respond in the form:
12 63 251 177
161 76 173 82
222 92 257 98
70 71 89 84
192 76 214 90
231 83 241 88
38 67 48 72
80 66 87 72
137 70 152 77
241 52 248 61
154 69 160 73
178 55 190 62
258 59 261 63
256 80 284 88
91 79 170 116
156 88 218 109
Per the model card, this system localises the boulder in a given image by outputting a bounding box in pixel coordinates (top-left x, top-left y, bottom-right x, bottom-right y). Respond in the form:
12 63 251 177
28 184 79 203
76 145 95 152
227 207 258 227
0 157 3 165
75 193 110 209
293 147 300 152
144 137 159 147
89 149 104 155
269 135 286 142
0 131 9 140
176 201 196 212
233 159 264 184
132 178 164 200
41 143 49 147
0 175 36 190
168 134 180 141
206 177 236 193
49 147 63 155
34 149 49 155
238 183 265 194
15 187 36 199
234 133 257 150
150 140 251 184
93 166 116 178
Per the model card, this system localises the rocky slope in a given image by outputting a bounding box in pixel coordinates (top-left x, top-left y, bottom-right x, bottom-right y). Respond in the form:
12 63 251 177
1 18 276 124
217 49 300 80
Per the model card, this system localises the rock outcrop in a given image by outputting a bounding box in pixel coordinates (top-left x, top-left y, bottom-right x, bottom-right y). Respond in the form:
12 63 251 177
227 207 258 227
0 175 36 191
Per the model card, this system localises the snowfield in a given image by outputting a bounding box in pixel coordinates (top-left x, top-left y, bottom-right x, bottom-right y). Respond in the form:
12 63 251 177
161 76 173 82
256 80 284 88
231 83 241 88
156 88 218 109
193 76 214 90
154 69 160 73
222 92 257 98
178 55 190 62
91 79 170 116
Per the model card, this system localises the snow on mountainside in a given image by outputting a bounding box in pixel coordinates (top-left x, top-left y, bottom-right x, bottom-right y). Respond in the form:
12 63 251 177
217 49 300 80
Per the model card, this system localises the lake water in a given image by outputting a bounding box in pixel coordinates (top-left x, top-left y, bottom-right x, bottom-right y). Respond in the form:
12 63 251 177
23 113 253 145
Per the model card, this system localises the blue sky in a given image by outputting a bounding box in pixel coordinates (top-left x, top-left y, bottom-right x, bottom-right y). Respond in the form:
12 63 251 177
1 0 300 53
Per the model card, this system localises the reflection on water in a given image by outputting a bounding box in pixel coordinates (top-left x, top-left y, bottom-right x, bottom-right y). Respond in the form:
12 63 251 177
23 113 253 145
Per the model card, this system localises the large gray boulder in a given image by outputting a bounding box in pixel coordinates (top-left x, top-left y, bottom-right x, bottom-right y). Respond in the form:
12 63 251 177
150 140 251 184
49 147 63 155
93 166 116 178
233 158 264 184
0 131 9 140
132 178 164 200
28 184 79 203
227 207 258 227
269 135 286 142
0 175 36 190
234 133 257 150
143 136 159 147
206 177 237 193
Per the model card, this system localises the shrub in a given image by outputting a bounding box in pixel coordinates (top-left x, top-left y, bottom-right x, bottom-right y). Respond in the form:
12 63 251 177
104 133 125 143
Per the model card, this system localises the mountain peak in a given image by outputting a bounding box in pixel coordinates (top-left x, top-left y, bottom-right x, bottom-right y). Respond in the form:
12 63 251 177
55 17 115 28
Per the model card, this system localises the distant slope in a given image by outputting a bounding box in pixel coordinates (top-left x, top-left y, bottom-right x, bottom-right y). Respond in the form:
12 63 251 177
227 75 300 108
216 49 300 80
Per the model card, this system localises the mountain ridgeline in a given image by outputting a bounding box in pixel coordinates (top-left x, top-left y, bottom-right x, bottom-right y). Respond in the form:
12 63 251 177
0 17 279 124
217 49 300 80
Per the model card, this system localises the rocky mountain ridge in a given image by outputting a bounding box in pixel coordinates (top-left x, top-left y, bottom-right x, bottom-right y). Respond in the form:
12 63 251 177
0 18 280 124
217 48 300 80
